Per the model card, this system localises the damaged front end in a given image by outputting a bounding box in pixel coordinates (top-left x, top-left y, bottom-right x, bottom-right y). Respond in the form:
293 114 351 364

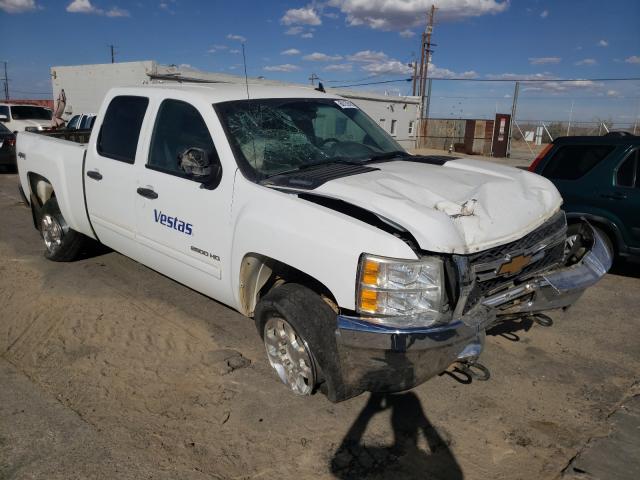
330 211 612 401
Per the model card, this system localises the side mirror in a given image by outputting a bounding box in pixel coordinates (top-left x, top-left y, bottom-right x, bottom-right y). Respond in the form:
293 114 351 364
178 147 223 190
0 114 8 122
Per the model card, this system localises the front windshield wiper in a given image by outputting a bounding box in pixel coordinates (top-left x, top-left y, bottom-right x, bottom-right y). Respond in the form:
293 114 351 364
263 158 362 179
366 150 411 163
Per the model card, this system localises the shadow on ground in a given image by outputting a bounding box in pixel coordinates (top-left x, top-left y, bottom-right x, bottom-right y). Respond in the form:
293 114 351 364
609 257 640 279
330 392 463 480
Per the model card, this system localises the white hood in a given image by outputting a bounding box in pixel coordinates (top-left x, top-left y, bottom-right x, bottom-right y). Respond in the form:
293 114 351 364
314 159 563 254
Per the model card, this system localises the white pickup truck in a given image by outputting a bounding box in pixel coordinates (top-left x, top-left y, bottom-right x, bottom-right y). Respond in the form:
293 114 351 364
16 84 612 401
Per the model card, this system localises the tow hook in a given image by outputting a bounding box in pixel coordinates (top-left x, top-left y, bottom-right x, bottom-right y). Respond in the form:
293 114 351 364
454 360 491 381
530 312 553 327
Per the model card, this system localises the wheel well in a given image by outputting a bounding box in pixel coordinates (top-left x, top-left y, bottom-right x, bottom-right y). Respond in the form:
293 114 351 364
239 253 338 317
567 215 618 254
27 173 55 208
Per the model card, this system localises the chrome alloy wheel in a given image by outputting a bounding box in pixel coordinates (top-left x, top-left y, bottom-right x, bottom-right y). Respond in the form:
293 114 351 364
41 213 64 253
264 316 316 395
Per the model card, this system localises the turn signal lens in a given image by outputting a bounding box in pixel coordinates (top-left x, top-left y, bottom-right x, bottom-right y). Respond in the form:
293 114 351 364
359 289 378 312
361 259 380 286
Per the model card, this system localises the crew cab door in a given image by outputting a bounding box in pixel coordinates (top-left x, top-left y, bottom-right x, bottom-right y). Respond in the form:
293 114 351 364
84 95 150 258
133 98 233 299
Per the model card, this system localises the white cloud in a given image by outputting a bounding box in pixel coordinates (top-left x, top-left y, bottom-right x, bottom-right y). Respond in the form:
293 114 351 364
227 33 247 42
347 50 389 63
207 45 228 53
303 52 343 62
399 29 415 38
361 60 412 75
328 0 508 31
598 39 608 47
0 0 38 13
575 58 597 66
540 9 548 18
529 57 561 65
323 64 353 72
281 48 301 56
105 6 128 17
625 55 640 64
67 0 97 13
285 26 303 35
281 6 321 25
606 90 620 97
230 49 240 54
66 0 129 17
301 32 314 38
263 64 300 72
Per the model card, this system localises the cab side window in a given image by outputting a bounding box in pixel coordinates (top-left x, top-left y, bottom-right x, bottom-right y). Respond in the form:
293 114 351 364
616 149 639 188
148 99 218 178
97 96 149 163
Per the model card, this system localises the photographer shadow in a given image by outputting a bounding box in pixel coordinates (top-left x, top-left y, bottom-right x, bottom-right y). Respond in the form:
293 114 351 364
330 392 463 480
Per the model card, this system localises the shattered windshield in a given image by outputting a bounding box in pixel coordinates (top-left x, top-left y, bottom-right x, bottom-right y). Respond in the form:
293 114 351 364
215 98 404 179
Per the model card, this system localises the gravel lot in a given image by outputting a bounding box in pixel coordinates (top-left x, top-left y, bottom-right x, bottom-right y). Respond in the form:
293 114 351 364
1 171 639 480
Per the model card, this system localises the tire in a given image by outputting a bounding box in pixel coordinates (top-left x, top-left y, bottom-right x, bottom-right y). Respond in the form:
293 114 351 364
254 283 335 396
39 197 86 261
592 225 615 259
566 222 614 264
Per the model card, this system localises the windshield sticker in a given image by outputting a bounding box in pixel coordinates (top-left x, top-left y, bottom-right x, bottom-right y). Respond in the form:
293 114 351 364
334 99 358 109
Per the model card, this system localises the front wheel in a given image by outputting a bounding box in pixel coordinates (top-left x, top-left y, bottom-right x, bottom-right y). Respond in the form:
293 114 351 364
255 283 333 396
40 197 86 261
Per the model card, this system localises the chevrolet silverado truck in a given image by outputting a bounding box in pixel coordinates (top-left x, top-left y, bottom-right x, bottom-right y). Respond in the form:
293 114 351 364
16 84 612 402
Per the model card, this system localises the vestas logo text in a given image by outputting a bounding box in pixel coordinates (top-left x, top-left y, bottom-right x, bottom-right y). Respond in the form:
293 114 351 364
153 209 193 236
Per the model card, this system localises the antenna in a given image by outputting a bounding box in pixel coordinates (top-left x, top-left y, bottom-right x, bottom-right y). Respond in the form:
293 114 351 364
241 43 250 100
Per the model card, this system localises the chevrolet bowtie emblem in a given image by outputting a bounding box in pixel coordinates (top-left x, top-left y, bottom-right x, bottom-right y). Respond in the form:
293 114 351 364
497 254 532 276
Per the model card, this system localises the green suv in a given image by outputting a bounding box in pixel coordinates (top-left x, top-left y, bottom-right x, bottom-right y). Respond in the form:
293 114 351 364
530 135 640 259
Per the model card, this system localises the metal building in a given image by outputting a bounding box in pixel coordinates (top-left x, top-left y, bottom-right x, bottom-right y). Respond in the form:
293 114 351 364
50 61 420 148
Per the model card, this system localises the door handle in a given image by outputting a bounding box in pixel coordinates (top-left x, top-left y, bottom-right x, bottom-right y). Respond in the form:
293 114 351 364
137 187 158 199
86 170 102 181
600 192 627 200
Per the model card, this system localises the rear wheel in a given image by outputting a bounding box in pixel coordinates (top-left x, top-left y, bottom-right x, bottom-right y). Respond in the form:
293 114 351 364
40 197 86 261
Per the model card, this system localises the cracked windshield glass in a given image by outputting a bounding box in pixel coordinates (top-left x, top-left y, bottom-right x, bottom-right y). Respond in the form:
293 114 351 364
216 98 404 178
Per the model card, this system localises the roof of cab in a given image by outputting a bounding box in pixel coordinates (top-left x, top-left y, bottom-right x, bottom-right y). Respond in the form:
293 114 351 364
109 82 341 104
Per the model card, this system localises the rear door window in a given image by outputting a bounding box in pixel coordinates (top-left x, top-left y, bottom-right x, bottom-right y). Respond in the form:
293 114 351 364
97 96 149 163
542 144 615 180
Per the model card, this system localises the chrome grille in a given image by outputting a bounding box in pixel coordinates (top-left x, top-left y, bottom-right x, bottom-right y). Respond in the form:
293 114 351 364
461 211 567 313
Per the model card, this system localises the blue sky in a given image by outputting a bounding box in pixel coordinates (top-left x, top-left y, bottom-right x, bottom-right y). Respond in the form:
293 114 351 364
1 0 639 124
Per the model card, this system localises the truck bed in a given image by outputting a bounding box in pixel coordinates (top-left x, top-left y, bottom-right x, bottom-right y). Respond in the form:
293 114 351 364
16 131 95 240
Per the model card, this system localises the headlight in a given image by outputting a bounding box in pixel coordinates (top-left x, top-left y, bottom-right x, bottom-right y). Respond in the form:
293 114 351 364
356 254 445 327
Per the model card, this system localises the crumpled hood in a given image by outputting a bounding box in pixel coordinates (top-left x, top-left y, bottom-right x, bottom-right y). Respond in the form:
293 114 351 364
314 159 563 254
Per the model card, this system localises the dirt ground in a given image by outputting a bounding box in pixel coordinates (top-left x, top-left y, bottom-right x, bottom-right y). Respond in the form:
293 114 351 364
0 171 639 480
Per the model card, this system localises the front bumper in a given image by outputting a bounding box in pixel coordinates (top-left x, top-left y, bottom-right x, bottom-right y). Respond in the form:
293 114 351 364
329 223 612 400
484 223 613 315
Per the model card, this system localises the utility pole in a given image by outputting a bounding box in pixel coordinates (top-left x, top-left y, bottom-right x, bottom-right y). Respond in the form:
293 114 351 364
109 45 116 63
411 60 418 96
2 61 8 101
417 5 436 148
309 73 319 86
506 81 520 158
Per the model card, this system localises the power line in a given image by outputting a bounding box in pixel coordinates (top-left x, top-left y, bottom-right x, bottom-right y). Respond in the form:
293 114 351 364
331 78 412 88
327 76 640 88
